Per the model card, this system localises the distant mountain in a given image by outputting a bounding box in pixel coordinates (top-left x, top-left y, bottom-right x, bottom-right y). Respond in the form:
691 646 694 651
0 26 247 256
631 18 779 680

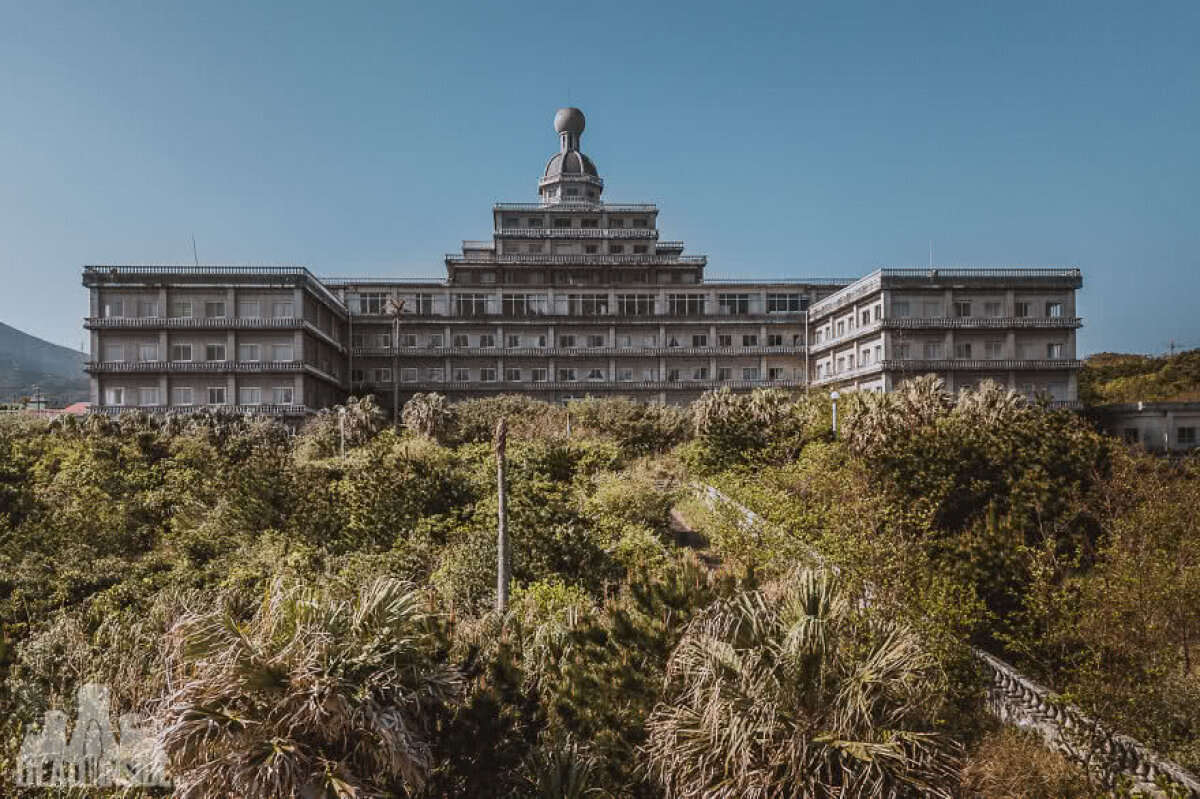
0 322 89 406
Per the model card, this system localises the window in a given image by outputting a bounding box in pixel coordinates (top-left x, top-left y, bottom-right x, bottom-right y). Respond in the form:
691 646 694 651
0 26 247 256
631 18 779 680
567 294 608 315
767 334 783 347
238 343 261 362
103 299 124 318
138 387 159 406
667 294 706 315
984 301 1003 318
587 334 605 348
923 341 942 358
104 387 125 406
617 334 632 348
898 343 911 359
138 343 159 362
527 217 542 227
874 305 882 321
559 334 577 348
452 334 469 348
860 350 871 365
766 294 803 313
428 368 445 382
238 387 262 406
506 334 521 348
170 344 193 362
616 294 655 315
238 300 261 318
985 340 1004 359
400 368 417 383
1123 428 1140 444
200 301 224 319
502 217 518 228
170 301 193 318
643 334 658 347
586 368 605 381
666 368 680 382
502 293 548 316
205 343 226 362
398 333 417 347
717 294 751 315
454 368 470 382
1014 302 1031 318
1179 427 1197 445
633 245 648 254
692 334 708 347
768 367 786 381
371 367 392 384
271 343 293 362
893 301 910 318
742 334 759 347
558 368 577 382
742 367 760 381
718 334 732 347
861 310 871 326
553 217 571 228
691 367 709 381
536 334 548 347
610 218 626 228
207 386 226 405
1047 342 1064 359
531 368 548 382
455 294 488 316
273 386 294 404
429 334 444 348
585 245 598 254
609 245 624 254
718 367 732 381
581 218 598 228
354 293 387 314
633 217 648 227
955 342 973 358
136 300 158 318
613 367 631 382
836 357 845 373
478 334 496 348
953 301 972 318
1046 302 1063 318
836 321 845 337
642 367 658 381
272 300 294 318
921 301 941 317
104 342 125 362
505 368 522 382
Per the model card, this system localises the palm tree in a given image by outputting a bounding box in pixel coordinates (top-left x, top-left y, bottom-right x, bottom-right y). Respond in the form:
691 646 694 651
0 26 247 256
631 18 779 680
953 379 1029 426
516 735 606 798
402 392 453 440
153 577 459 798
644 568 960 799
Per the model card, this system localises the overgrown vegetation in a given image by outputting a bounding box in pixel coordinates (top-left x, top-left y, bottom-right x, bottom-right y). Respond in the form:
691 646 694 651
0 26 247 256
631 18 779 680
1080 348 1200 405
0 383 1195 797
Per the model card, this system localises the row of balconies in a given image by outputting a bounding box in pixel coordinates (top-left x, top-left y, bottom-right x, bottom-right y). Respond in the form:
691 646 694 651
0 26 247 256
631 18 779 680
446 253 707 265
85 360 345 386
83 316 346 350
353 378 806 393
349 345 805 357
495 228 659 239
348 311 805 323
808 316 1082 354
91 403 312 416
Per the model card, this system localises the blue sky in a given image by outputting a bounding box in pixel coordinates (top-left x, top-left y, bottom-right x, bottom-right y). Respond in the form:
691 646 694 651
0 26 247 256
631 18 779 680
1 1 1197 355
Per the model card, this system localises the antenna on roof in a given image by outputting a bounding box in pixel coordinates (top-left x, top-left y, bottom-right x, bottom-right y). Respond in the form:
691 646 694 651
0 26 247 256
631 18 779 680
191 234 200 267
929 240 933 269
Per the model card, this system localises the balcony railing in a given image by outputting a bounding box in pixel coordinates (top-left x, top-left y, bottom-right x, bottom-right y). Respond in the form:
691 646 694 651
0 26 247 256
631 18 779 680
879 358 1081 371
494 203 656 212
881 316 1082 329
86 360 305 373
880 267 1082 279
85 316 304 329
353 378 806 393
350 345 806 357
90 404 313 417
494 228 659 239
446 253 707 265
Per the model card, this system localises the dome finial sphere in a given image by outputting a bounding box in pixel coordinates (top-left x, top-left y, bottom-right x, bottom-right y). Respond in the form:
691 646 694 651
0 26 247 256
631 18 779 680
554 107 585 135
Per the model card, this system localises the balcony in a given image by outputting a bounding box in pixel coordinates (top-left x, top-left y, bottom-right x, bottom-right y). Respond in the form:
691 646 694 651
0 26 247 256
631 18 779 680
881 316 1082 330
86 360 305 373
85 315 304 329
494 228 659 239
879 358 1082 371
353 378 806 393
494 203 656 212
90 404 313 417
350 345 806 358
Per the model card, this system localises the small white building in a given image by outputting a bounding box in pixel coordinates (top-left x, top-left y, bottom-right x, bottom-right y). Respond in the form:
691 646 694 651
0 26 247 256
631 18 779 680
1095 402 1200 451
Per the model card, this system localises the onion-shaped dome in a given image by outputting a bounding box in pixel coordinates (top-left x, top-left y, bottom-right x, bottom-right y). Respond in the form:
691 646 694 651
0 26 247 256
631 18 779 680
544 149 599 178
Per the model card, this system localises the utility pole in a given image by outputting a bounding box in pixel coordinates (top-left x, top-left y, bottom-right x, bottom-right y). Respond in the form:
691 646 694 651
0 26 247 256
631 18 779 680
494 417 510 613
386 297 406 431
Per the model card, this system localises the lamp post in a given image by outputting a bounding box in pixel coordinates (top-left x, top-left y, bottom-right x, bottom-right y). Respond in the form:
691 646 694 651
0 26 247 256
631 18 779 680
385 297 406 432
830 390 840 436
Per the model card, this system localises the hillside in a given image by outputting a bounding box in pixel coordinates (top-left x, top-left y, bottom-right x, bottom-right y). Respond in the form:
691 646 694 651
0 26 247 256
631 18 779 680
1079 348 1200 406
0 321 88 405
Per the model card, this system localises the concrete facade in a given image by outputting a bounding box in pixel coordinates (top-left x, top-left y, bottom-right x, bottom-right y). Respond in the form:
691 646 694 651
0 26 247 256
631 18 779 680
1095 402 1200 451
82 108 1084 416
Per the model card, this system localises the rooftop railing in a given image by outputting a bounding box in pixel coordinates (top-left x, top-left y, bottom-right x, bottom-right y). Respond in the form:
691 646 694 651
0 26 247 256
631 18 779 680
493 228 659 239
446 253 707 265
493 202 658 212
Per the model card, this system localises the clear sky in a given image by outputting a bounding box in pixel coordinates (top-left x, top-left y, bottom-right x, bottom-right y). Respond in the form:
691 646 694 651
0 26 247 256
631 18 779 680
1 1 1197 355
